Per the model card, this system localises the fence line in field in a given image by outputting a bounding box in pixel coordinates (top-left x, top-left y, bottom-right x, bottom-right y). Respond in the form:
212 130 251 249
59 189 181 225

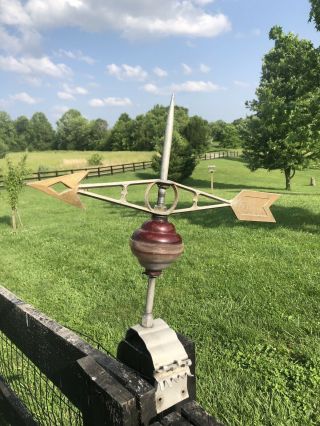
0 150 240 187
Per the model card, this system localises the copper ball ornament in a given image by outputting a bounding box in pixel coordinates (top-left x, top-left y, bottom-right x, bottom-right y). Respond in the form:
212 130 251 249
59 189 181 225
130 218 184 276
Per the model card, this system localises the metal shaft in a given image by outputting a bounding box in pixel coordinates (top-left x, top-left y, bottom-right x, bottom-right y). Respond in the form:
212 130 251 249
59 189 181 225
141 276 156 328
157 94 175 211
160 93 175 181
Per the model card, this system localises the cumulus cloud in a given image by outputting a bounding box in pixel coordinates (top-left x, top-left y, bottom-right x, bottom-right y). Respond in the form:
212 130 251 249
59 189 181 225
182 63 192 75
56 49 95 65
200 63 210 73
0 0 231 42
57 83 88 100
143 79 221 94
171 80 221 92
57 91 74 100
106 63 148 81
143 83 161 94
89 97 132 107
11 91 41 104
153 67 168 78
0 55 72 78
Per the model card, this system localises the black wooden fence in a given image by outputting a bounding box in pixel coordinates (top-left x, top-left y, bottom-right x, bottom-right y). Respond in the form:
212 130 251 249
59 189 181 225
0 286 221 426
0 151 240 188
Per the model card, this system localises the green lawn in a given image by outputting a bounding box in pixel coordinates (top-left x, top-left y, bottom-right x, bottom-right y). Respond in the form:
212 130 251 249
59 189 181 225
0 158 319 425
0 150 154 172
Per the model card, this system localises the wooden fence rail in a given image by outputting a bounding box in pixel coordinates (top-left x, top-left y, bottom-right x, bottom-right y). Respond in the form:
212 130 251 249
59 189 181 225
0 150 240 188
0 286 220 425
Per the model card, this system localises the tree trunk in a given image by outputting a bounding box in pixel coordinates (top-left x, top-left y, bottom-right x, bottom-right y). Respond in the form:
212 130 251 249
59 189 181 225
11 209 17 232
284 167 295 190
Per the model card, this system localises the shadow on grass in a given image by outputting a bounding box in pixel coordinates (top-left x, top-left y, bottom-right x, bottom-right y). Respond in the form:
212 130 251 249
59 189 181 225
182 204 320 234
0 215 12 227
104 200 320 234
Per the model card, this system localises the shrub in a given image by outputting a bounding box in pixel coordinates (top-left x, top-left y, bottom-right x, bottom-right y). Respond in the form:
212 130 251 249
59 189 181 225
4 154 28 231
87 153 103 166
152 131 197 182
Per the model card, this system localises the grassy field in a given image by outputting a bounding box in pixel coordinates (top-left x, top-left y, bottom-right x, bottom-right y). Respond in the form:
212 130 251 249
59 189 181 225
0 150 154 172
0 157 319 425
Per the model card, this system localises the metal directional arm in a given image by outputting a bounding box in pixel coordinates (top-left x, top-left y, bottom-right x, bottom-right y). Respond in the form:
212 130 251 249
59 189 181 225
27 93 279 223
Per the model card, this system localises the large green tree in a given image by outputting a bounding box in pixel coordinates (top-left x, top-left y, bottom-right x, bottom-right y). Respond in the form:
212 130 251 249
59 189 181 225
243 26 320 190
27 112 55 151
183 115 211 154
88 118 109 150
0 112 18 152
108 113 133 151
309 0 320 30
55 109 90 150
14 116 29 151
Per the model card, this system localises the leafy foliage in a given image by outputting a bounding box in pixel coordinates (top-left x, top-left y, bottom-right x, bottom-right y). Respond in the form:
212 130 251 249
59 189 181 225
55 109 90 150
210 120 242 148
309 0 320 30
87 153 103 166
0 111 19 151
27 113 55 151
4 154 28 211
0 140 9 159
152 130 197 182
243 26 320 190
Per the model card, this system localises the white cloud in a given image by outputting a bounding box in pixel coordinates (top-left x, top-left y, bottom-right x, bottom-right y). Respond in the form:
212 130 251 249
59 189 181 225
57 91 75 100
56 49 95 64
24 75 42 86
143 83 161 95
89 98 105 107
153 67 167 78
89 97 132 107
14 0 230 40
106 63 148 81
62 83 88 95
11 91 41 104
143 80 221 94
182 63 192 75
233 80 250 88
200 63 210 73
171 80 221 92
0 55 72 78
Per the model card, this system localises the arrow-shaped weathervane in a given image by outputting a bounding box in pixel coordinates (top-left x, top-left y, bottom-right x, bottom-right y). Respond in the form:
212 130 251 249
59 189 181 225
28 173 279 223
28 94 280 326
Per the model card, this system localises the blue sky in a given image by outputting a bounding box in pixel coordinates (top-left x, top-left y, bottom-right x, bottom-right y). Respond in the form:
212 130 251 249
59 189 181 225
0 0 319 126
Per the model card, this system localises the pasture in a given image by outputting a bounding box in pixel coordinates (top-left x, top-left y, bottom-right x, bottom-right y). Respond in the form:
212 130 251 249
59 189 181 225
0 150 154 172
0 157 319 425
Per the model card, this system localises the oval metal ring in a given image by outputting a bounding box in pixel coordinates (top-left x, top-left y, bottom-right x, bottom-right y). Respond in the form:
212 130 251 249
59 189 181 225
144 182 179 215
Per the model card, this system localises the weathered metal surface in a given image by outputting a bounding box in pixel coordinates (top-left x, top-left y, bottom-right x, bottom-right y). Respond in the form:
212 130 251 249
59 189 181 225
27 171 88 208
231 190 280 222
130 319 191 414
130 219 184 276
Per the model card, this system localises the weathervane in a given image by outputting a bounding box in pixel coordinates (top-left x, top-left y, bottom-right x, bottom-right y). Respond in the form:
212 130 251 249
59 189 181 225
28 94 279 413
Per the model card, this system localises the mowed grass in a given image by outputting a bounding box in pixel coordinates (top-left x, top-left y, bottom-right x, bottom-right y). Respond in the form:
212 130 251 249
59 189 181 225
0 158 320 425
0 150 154 172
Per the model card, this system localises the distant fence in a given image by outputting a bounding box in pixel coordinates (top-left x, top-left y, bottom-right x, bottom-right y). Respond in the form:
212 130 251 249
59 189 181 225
199 150 240 160
0 286 219 425
0 150 240 188
0 161 152 188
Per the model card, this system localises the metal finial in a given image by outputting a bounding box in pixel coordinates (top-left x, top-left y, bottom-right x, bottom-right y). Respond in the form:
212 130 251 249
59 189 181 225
160 93 174 181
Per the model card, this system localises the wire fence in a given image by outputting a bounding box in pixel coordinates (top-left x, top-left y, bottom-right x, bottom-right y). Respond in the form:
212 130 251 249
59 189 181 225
0 330 83 426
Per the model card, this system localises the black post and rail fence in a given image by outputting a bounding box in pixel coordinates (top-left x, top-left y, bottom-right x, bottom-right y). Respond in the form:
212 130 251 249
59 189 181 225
0 286 221 425
0 151 240 188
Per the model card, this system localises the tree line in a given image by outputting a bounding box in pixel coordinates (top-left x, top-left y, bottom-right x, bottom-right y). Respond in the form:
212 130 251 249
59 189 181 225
0 107 244 159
